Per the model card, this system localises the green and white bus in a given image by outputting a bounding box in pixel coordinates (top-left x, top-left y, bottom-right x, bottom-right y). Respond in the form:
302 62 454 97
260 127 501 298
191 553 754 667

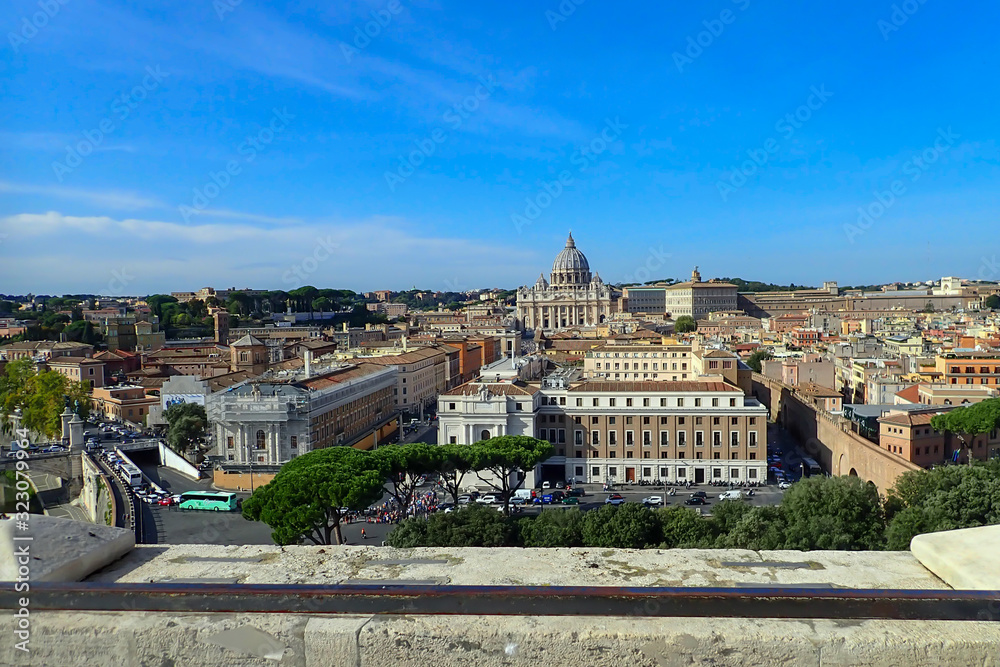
177 491 238 512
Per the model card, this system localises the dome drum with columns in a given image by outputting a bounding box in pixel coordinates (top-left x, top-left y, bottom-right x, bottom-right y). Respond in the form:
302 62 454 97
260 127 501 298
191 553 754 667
516 233 619 332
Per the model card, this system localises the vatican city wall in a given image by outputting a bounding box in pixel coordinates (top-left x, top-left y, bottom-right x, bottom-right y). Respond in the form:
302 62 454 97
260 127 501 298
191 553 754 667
751 373 920 493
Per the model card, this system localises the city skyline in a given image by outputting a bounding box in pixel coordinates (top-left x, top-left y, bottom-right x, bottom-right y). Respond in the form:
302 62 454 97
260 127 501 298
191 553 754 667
3 2 1000 294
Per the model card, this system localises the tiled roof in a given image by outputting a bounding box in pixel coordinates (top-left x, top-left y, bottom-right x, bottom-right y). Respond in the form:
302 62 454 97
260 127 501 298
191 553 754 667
47 356 103 365
231 334 265 347
567 380 737 393
441 381 539 396
894 385 922 404
798 382 841 398
297 363 390 391
363 347 446 364
879 409 949 427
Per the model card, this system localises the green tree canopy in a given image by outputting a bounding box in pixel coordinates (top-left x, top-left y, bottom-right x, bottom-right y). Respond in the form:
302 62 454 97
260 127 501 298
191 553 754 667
372 442 441 522
0 359 90 438
243 446 386 545
884 458 1000 550
674 315 697 333
985 295 1000 310
655 506 716 548
164 402 208 455
469 436 555 514
432 443 477 505
387 503 516 548
580 503 661 549
746 349 774 373
519 508 584 547
779 476 886 550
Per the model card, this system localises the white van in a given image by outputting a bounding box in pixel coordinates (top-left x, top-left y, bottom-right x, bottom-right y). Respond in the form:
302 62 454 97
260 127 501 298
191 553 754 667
513 489 533 501
719 489 743 501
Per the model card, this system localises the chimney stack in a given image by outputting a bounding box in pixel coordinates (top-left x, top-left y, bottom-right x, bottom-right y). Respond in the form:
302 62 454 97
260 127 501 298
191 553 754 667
304 349 312 378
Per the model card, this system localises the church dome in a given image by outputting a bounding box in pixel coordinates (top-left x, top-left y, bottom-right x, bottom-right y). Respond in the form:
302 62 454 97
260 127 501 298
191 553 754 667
551 233 590 274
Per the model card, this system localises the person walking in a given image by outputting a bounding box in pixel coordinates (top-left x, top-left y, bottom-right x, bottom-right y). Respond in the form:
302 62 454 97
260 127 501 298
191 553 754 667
361 528 367 540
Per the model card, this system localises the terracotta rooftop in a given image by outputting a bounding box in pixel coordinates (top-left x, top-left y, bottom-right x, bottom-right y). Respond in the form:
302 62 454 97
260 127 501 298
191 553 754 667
567 381 738 393
894 385 922 404
798 382 842 398
441 381 539 396
879 409 950 427
297 363 390 391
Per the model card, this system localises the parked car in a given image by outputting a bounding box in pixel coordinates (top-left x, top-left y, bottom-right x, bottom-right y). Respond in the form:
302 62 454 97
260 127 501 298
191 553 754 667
541 494 555 504
719 490 743 501
479 494 501 505
561 496 579 505
605 494 626 506
691 491 708 499
458 495 472 504
685 497 708 506
642 496 663 507
541 481 551 489
510 497 526 506
567 487 585 497
778 481 793 490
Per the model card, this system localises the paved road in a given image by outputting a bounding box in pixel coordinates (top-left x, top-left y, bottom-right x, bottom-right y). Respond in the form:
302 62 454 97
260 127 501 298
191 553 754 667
133 459 273 545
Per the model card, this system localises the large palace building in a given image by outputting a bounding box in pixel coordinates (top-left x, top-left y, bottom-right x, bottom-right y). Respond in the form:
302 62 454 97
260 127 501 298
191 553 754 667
516 233 618 332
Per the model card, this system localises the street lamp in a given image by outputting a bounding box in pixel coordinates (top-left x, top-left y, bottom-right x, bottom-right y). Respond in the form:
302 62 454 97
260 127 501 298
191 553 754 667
244 443 255 493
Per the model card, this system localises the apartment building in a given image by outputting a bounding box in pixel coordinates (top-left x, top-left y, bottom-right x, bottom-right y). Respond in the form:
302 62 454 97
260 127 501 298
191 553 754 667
0 340 94 361
584 344 693 381
209 363 396 466
879 406 1000 466
91 385 158 424
46 356 106 389
362 346 450 415
936 352 1000 387
438 371 768 486
895 383 1000 406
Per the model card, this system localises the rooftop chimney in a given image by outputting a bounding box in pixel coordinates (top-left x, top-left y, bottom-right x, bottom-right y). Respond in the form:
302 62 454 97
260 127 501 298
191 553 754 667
304 350 312 378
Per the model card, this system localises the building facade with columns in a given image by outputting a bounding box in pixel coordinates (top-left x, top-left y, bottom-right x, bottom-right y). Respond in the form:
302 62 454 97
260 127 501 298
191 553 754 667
516 234 619 332
207 363 396 466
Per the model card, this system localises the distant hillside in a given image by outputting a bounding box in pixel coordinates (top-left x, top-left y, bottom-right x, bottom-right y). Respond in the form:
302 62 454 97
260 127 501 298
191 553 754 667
717 278 817 292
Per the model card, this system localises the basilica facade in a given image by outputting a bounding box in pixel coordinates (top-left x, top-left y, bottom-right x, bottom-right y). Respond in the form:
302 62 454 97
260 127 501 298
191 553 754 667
516 234 618 332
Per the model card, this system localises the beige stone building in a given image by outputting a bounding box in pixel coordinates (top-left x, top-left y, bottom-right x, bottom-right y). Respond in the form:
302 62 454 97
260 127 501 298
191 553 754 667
438 372 768 486
46 356 106 389
584 344 693 381
516 234 618 332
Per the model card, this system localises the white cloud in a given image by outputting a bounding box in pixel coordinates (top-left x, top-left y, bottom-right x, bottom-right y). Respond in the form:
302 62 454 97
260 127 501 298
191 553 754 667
0 210 539 294
0 181 161 211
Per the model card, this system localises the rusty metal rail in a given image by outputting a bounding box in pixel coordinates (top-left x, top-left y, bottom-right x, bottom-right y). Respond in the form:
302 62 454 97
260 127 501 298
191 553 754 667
2 583 998 621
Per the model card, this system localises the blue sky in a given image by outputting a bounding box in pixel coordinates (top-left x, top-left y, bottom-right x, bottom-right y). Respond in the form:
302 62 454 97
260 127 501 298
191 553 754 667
2 0 999 295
